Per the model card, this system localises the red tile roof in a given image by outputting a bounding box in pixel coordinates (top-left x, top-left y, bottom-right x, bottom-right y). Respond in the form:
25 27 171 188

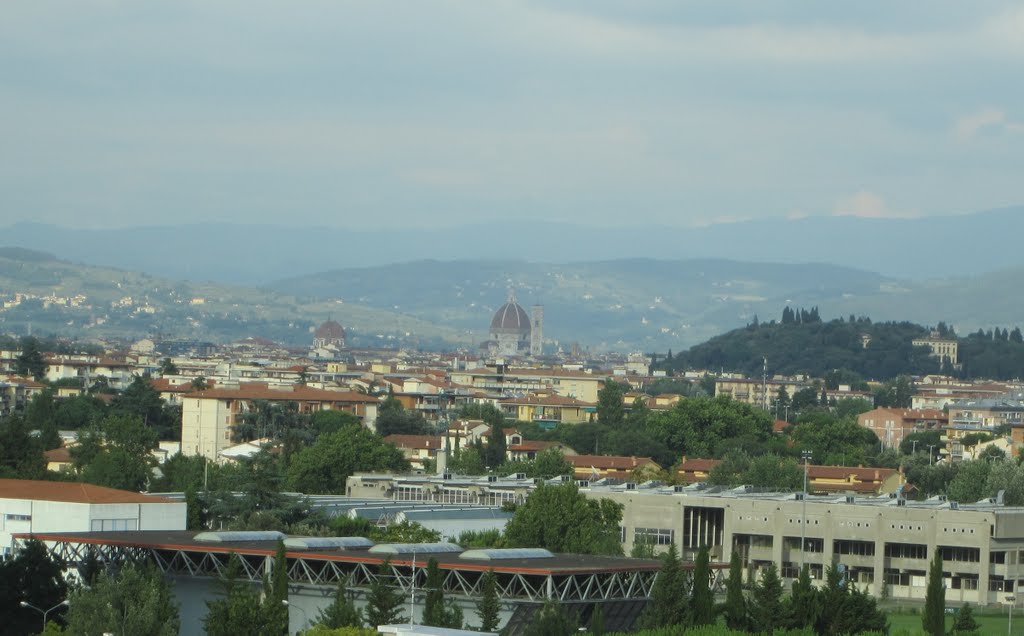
384 435 443 450
0 479 175 504
568 455 659 470
191 382 378 403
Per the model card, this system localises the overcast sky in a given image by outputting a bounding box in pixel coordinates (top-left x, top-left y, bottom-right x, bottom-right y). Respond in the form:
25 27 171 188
2 1 1022 230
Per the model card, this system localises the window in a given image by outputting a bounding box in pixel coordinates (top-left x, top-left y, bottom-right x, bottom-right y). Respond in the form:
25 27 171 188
90 519 138 532
834 540 875 557
635 527 675 546
885 543 927 560
941 546 981 563
4 513 31 522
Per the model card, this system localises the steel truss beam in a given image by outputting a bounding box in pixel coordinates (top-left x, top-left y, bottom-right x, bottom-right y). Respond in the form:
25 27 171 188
30 538 656 603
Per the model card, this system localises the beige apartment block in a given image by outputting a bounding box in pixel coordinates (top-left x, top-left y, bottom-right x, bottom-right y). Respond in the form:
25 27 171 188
585 485 1024 605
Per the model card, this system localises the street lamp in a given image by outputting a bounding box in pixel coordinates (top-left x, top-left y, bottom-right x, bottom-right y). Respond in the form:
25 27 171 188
20 599 69 631
281 599 309 632
801 450 813 571
1007 595 1017 635
928 444 936 465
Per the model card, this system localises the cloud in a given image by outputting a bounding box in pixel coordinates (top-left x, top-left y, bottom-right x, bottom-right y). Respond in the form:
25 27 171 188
955 108 1024 140
833 192 918 219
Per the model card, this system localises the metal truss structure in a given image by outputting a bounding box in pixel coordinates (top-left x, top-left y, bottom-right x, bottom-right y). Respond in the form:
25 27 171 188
30 535 661 605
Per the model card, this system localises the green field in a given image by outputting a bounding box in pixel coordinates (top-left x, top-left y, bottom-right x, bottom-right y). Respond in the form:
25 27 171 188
885 609 1016 635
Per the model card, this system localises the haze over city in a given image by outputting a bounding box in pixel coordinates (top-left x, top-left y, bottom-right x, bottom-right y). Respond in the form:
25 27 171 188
3 1 1023 231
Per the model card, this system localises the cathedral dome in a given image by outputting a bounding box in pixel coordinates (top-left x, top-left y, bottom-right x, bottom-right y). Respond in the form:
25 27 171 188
314 319 346 342
490 298 530 335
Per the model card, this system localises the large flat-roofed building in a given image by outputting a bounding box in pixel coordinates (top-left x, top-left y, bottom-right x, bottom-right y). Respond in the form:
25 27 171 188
585 484 1024 606
347 472 1024 605
0 479 185 557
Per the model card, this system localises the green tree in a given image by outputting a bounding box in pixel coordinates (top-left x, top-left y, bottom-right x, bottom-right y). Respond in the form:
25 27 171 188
365 559 407 627
14 336 47 380
531 447 573 479
65 561 179 636
264 540 289 635
947 460 993 503
749 562 784 633
205 553 274 636
722 549 747 630
422 559 443 625
524 600 577 636
476 569 500 632
73 414 158 491
287 425 409 494
376 395 428 436
743 454 803 490
785 564 819 630
589 604 604 636
690 545 714 626
0 539 68 636
159 357 179 375
316 576 362 628
923 551 945 636
503 483 623 555
597 379 627 427
951 602 979 635
641 542 688 628
0 415 46 479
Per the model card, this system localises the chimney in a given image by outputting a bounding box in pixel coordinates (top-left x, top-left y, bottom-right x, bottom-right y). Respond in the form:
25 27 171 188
435 448 448 476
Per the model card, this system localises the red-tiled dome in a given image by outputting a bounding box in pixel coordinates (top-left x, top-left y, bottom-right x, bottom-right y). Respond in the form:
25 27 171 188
315 319 346 341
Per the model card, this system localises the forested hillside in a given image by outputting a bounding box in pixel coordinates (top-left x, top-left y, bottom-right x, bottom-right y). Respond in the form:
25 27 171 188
658 308 1024 381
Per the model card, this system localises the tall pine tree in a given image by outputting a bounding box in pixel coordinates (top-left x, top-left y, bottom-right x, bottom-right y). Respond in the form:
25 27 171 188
316 576 362 628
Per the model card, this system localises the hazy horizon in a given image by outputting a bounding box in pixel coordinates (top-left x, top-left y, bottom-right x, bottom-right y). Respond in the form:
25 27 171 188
2 2 1022 231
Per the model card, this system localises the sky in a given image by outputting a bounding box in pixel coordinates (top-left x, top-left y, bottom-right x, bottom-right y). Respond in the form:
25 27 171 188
1 1 1022 230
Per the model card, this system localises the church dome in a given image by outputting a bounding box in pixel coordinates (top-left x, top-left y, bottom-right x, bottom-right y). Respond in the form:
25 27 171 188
490 299 530 335
315 319 346 341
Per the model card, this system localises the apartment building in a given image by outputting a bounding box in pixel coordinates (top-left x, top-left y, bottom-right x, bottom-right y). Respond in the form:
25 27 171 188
858 408 948 449
180 382 380 460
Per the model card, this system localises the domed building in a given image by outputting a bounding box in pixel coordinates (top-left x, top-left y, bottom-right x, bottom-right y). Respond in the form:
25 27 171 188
313 318 346 350
484 291 542 357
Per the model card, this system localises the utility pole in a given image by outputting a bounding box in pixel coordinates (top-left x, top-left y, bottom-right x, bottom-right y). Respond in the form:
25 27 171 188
801 450 812 571
762 357 768 411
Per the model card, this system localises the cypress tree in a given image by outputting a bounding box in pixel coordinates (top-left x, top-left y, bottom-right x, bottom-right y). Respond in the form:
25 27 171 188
476 569 500 632
524 600 576 636
366 558 407 627
722 549 747 630
951 603 979 635
264 540 289 635
923 552 946 636
316 576 362 628
641 542 687 628
423 558 445 626
690 545 714 626
590 604 604 636
786 564 819 629
749 562 784 633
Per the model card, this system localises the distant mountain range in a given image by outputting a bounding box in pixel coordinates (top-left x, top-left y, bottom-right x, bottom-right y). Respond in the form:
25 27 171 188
1 205 1023 350
1 205 1022 285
